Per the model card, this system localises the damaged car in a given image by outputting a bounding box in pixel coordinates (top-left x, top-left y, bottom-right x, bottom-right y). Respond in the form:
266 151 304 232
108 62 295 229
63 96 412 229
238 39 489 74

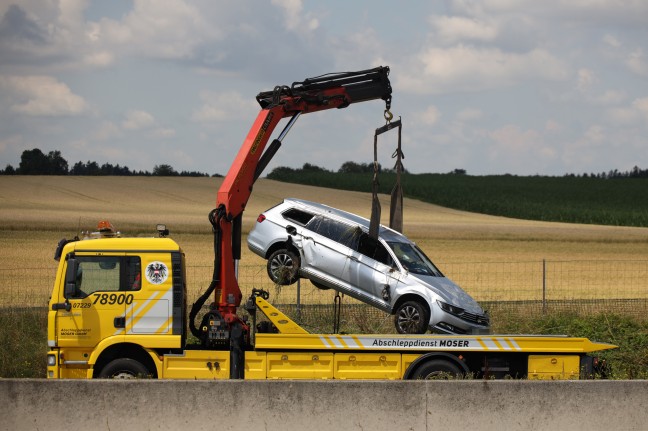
247 198 490 335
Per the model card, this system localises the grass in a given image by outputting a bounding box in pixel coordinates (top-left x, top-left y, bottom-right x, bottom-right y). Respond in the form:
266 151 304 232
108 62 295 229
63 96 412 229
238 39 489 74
0 308 47 378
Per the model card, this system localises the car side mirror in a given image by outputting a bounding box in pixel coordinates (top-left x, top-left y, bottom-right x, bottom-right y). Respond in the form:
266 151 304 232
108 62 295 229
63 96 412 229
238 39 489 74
286 225 297 236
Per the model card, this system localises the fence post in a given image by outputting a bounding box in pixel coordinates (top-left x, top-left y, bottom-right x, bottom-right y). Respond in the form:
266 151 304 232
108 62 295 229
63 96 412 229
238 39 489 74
296 278 301 320
542 259 547 315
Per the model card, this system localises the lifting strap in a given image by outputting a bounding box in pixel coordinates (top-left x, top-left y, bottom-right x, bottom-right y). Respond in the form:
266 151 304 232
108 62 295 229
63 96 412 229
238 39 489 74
369 115 404 238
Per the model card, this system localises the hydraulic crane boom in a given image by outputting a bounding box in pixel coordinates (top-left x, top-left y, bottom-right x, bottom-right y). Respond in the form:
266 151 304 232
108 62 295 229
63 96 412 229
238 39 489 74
189 67 393 372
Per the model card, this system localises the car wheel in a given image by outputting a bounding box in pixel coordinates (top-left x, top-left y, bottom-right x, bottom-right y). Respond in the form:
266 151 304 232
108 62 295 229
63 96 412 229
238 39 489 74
98 358 150 379
394 300 429 334
267 248 300 285
410 359 463 379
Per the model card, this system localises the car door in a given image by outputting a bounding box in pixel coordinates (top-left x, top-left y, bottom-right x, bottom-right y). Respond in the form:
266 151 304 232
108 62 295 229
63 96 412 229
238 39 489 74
343 232 402 311
299 216 353 287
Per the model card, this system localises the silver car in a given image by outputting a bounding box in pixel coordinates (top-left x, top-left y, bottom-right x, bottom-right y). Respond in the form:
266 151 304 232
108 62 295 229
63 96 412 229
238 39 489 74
247 198 490 335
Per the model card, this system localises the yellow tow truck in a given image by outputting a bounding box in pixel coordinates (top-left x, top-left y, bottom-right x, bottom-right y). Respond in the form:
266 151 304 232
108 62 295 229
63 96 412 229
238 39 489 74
47 224 614 380
47 67 615 380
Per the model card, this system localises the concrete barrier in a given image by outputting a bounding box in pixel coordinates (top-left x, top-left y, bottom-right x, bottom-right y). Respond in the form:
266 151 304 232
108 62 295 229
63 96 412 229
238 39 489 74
1 379 647 431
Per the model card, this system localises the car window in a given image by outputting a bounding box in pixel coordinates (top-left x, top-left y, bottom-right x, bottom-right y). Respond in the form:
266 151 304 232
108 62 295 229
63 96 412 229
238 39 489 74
307 217 358 246
356 233 393 266
282 208 314 226
387 242 442 276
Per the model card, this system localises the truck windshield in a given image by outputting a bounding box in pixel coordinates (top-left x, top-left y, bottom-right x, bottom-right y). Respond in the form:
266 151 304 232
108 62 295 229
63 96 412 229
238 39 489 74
386 242 443 277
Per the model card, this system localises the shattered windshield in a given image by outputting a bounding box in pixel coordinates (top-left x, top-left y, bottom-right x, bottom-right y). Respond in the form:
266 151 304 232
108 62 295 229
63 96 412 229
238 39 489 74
387 242 443 277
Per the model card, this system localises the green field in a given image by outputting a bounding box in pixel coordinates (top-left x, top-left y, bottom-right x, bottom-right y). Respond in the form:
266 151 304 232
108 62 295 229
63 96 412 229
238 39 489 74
267 170 648 227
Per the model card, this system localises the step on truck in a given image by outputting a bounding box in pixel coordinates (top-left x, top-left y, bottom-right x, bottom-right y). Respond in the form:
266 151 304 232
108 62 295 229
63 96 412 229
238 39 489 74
47 66 616 380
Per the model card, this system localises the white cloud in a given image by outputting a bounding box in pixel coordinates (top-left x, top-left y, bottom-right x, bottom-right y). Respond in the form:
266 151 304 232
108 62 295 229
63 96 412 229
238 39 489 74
399 45 568 94
0 75 88 116
626 48 648 77
595 90 626 105
606 97 648 125
456 108 483 122
93 121 122 141
191 90 256 123
430 15 497 44
632 97 648 121
576 68 597 93
122 110 155 130
271 0 319 34
419 105 441 125
83 51 114 67
489 125 544 154
151 127 176 139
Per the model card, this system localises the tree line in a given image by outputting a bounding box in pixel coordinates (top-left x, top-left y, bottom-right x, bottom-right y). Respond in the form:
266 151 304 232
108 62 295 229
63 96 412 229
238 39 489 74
1 148 217 177
2 148 647 179
267 162 648 179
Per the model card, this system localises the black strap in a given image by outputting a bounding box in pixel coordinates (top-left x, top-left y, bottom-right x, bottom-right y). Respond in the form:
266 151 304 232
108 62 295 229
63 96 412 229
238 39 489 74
369 118 404 238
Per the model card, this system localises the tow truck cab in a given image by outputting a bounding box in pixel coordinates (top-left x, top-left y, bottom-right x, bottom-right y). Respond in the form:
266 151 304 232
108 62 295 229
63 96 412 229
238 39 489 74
47 224 187 378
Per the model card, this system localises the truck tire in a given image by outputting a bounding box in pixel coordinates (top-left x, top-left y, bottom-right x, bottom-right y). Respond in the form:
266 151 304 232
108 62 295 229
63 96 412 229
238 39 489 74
394 300 429 334
98 358 150 379
411 359 463 379
267 248 300 285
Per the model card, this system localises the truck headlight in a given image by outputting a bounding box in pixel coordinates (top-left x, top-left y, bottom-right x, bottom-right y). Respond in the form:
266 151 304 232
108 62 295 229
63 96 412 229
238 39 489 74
47 354 57 366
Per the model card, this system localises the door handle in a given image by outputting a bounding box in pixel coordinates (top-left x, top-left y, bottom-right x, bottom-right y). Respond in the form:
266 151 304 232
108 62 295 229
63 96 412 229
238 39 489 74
114 316 125 329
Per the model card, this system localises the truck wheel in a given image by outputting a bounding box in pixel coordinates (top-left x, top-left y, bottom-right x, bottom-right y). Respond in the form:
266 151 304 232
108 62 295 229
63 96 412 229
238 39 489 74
411 359 463 379
267 248 300 285
98 358 150 379
394 300 429 334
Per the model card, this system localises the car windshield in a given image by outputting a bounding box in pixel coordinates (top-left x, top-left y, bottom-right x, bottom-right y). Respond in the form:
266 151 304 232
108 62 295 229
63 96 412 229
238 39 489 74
386 241 443 277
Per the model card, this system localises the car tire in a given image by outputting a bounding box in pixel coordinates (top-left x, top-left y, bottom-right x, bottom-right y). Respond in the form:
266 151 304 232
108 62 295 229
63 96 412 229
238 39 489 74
98 358 150 379
394 300 429 334
410 359 463 379
267 248 300 285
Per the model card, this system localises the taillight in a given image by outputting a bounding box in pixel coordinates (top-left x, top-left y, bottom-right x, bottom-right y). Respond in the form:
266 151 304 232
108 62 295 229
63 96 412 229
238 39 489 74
257 214 266 223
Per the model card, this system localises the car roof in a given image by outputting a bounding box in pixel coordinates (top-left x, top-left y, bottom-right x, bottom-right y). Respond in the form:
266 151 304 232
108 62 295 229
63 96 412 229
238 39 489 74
283 198 410 243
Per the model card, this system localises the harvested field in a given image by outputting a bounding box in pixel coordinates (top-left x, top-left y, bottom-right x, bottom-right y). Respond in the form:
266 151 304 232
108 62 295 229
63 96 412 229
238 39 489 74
1 176 647 307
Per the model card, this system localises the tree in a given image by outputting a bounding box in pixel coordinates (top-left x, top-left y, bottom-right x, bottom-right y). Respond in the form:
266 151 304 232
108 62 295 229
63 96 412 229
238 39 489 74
301 163 328 172
338 161 376 174
2 164 15 175
17 148 68 174
47 150 68 174
18 148 49 174
153 164 178 176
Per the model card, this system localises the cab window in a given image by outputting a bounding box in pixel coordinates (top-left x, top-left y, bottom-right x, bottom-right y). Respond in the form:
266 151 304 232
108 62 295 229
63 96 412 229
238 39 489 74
71 256 141 298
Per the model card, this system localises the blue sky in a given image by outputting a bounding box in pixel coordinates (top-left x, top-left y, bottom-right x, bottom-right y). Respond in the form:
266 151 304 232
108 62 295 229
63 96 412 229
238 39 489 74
1 0 647 176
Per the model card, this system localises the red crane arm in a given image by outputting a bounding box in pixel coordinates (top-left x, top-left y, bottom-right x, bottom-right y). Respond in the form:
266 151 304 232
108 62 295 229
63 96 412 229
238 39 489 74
191 67 393 354
219 67 393 219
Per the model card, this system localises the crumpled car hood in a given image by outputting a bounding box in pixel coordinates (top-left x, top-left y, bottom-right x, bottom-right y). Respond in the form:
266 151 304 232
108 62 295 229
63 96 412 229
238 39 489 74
411 274 485 315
